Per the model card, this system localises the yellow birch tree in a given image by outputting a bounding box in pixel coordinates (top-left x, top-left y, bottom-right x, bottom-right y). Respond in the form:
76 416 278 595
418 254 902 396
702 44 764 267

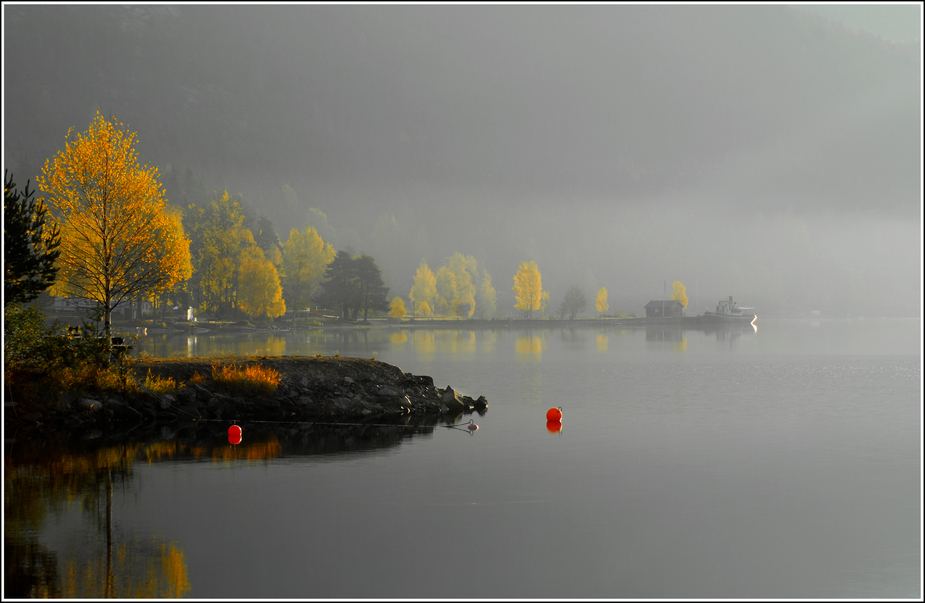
512 260 543 317
417 300 432 317
446 252 478 318
281 225 336 311
670 280 689 309
477 269 497 319
237 245 286 319
193 191 251 315
149 204 193 318
409 262 436 317
435 265 457 317
37 112 190 335
596 287 609 315
389 296 407 319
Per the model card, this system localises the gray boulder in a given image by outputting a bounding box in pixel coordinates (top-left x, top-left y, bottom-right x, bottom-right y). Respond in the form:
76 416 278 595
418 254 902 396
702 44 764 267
77 398 103 412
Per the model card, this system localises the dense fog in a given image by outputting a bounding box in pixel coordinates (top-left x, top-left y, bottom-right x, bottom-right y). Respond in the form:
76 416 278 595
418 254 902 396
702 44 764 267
3 4 921 317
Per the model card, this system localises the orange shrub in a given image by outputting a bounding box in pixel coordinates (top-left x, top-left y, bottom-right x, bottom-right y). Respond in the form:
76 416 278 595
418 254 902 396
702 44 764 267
210 363 281 397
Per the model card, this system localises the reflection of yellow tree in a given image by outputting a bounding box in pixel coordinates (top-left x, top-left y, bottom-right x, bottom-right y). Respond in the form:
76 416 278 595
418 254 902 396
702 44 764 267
390 331 408 346
515 335 544 360
462 331 476 354
62 537 190 598
213 438 282 463
597 334 608 352
261 335 288 357
480 330 498 353
436 330 476 356
142 437 282 465
4 441 191 598
413 330 436 361
673 337 688 352
221 335 286 357
143 441 186 463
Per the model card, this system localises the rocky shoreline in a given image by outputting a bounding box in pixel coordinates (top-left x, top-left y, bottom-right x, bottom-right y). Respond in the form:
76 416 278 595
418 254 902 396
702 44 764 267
6 355 487 430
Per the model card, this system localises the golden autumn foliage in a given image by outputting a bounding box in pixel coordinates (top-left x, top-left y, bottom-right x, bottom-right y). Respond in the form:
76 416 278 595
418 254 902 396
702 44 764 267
211 439 282 463
416 300 432 317
444 253 478 318
211 362 281 397
389 296 408 319
512 260 544 317
62 539 191 598
191 191 251 313
36 112 190 333
515 335 544 357
237 245 286 319
5 441 191 598
476 269 497 319
596 286 609 314
434 265 456 317
143 370 181 396
409 262 437 317
670 280 689 309
281 225 336 311
155 204 193 310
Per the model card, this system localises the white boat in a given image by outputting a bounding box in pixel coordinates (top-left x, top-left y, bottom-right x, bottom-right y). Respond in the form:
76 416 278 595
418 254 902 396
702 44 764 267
701 296 756 324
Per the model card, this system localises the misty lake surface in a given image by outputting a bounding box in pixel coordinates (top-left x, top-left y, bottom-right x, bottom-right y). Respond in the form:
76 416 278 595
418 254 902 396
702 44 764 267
6 318 920 598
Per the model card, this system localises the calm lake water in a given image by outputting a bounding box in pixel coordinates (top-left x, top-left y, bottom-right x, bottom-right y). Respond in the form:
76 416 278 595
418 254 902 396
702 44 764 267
5 318 921 598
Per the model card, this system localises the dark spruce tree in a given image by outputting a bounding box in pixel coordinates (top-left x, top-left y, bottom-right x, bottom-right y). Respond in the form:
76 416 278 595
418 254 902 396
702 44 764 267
314 251 390 322
253 215 283 259
315 250 359 321
353 254 390 323
4 170 61 305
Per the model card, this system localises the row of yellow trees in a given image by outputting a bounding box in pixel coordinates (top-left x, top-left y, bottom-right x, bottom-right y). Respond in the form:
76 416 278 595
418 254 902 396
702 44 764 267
183 191 337 321
400 253 493 319
34 113 340 327
389 257 674 320
34 113 689 327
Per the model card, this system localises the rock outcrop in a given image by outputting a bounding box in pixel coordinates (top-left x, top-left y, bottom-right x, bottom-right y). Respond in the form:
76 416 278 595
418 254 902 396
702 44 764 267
8 356 487 429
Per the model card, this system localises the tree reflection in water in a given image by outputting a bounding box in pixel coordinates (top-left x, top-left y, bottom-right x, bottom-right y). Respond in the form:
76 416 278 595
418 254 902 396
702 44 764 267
5 412 456 597
4 434 191 598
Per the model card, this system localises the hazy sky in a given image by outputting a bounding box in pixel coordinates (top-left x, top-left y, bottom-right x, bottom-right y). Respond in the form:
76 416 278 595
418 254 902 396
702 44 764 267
2 3 921 317
796 3 922 45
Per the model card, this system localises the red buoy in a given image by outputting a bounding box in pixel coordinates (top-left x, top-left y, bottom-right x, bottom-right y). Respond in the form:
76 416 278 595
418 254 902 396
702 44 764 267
228 424 242 445
546 407 563 422
467 423 479 432
546 420 563 434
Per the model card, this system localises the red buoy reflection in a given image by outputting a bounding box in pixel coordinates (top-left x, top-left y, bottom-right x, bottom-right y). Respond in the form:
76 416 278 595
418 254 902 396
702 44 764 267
546 420 562 434
228 424 242 445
